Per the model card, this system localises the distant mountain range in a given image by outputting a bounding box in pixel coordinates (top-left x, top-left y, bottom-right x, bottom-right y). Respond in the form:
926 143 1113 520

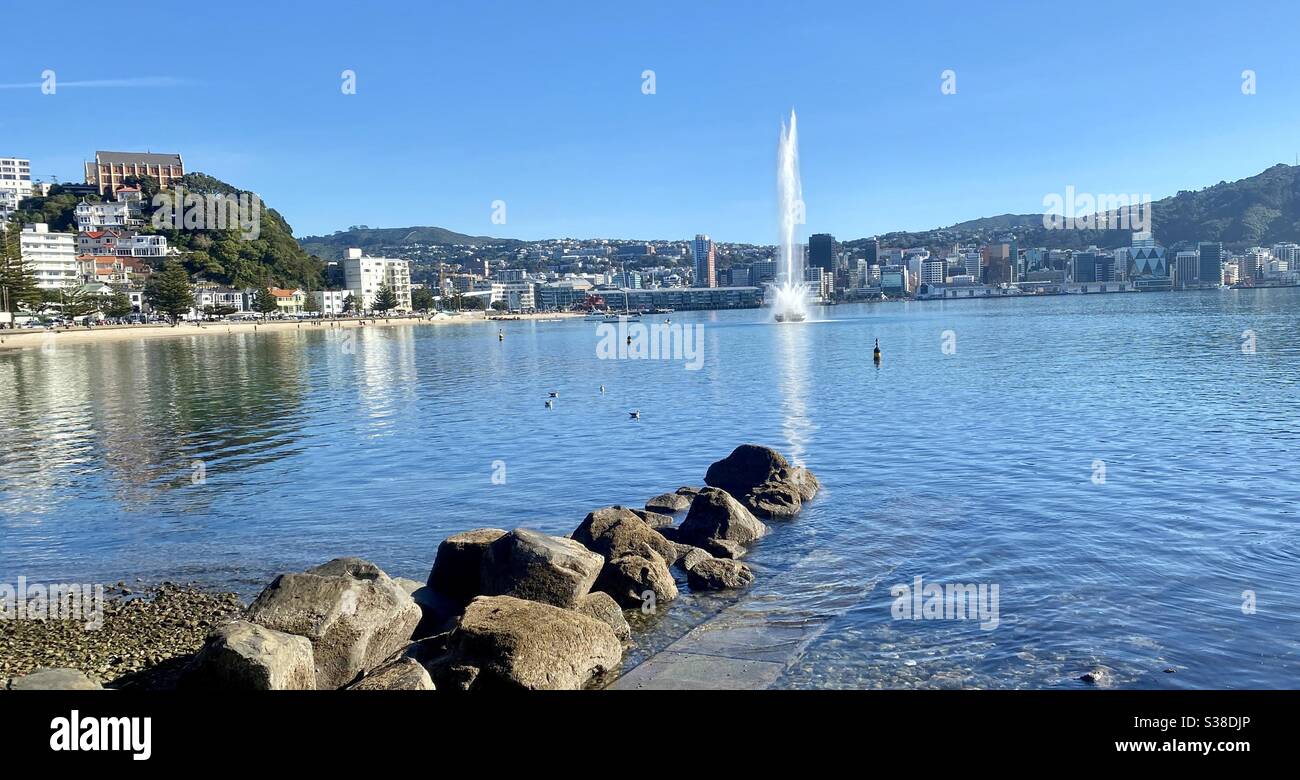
299 163 1300 257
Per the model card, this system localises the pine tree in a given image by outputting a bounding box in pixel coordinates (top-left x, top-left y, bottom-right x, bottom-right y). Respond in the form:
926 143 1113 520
255 287 279 317
374 283 397 313
0 219 41 315
144 261 195 324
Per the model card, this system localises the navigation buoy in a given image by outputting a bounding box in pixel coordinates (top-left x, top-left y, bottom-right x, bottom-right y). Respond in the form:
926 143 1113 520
873 338 881 363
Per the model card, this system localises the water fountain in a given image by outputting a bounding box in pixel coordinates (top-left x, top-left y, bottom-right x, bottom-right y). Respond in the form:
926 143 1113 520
771 109 810 323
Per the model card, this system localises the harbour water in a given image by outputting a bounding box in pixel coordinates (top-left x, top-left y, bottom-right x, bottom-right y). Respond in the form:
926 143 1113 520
2 289 1298 688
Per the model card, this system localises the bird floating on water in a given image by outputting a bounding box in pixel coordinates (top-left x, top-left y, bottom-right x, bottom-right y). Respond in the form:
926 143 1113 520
548 391 559 398
498 330 504 341
599 385 605 393
873 338 882 363
544 399 554 408
629 410 641 419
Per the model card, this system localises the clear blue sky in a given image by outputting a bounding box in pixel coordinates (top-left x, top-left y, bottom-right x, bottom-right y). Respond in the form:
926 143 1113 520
3 0 1298 244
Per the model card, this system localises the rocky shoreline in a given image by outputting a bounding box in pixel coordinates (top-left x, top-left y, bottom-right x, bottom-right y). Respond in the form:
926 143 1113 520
3 444 817 691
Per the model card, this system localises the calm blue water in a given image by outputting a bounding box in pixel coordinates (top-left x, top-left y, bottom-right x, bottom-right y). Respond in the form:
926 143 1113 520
2 289 1298 688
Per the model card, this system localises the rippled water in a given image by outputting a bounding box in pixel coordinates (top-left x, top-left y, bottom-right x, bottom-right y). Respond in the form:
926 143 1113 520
2 289 1298 688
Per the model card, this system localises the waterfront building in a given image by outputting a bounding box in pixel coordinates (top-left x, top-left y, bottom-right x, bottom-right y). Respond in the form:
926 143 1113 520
20 223 78 290
84 151 185 195
313 290 351 315
194 285 250 314
594 285 761 312
1173 250 1200 289
921 257 946 285
342 247 412 311
268 287 306 314
750 259 776 286
1197 242 1224 287
863 238 879 266
490 281 536 311
691 234 717 288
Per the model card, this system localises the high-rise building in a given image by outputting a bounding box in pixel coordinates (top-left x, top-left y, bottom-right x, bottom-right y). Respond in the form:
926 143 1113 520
921 257 946 286
1173 251 1200 289
342 247 412 311
691 234 716 288
20 223 78 289
0 157 34 201
808 233 836 272
84 151 185 196
863 238 879 267
1197 242 1224 288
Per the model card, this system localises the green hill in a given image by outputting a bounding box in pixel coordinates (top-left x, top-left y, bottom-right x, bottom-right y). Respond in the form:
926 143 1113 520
298 226 522 260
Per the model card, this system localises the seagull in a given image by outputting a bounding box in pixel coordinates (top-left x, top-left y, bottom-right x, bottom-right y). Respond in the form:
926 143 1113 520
548 391 559 398
545 399 554 408
629 410 640 419
599 385 605 393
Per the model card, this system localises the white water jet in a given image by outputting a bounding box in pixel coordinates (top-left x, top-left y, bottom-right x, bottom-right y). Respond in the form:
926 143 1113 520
770 109 810 322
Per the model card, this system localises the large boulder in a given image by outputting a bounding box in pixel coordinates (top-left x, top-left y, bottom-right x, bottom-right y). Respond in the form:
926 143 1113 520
677 487 769 548
790 466 821 501
630 508 675 529
5 668 103 691
686 557 755 590
435 596 623 690
594 550 678 608
704 444 790 497
574 591 632 641
675 546 713 572
744 480 802 520
427 528 507 606
245 557 422 690
645 492 691 514
572 506 678 564
347 657 435 690
480 528 604 609
184 620 316 690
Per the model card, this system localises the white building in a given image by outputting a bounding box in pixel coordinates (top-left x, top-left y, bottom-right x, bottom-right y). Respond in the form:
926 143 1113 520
313 290 352 315
20 223 78 290
341 247 411 311
114 234 169 257
75 199 131 232
0 189 18 223
0 157 34 201
490 281 536 311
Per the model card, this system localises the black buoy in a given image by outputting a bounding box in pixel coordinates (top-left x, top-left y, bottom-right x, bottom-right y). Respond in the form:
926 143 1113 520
873 338 881 363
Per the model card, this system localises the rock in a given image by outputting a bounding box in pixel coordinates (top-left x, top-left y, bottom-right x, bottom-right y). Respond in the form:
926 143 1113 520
675 486 702 498
686 557 755 590
704 444 790 497
410 586 460 639
393 577 423 596
742 480 802 520
675 546 713 572
347 657 434 690
1078 667 1114 687
246 557 422 690
183 620 316 690
704 538 747 560
480 528 604 609
436 596 623 690
428 528 507 606
790 466 821 501
594 551 678 608
630 508 675 529
574 591 632 641
572 507 678 565
5 668 103 691
677 487 769 548
645 492 691 514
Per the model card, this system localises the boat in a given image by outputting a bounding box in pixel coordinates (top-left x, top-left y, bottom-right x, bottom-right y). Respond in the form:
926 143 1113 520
583 311 611 322
603 312 641 323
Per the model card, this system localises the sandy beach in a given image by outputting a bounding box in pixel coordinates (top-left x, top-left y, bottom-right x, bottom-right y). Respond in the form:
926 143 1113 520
0 311 586 353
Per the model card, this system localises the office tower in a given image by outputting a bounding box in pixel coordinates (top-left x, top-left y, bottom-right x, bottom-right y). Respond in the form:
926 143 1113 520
691 234 716 288
864 238 879 267
808 233 836 272
1198 242 1224 287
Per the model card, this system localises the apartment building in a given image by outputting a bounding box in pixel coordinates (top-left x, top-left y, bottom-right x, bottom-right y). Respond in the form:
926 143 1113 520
75 199 131 232
84 151 184 195
20 223 78 289
0 157 34 201
341 248 412 311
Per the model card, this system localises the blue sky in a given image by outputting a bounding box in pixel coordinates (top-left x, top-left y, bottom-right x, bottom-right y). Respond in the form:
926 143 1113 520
2 0 1298 244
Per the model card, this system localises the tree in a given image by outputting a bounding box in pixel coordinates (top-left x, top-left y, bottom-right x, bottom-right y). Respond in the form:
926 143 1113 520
0 219 41 315
491 299 508 312
61 286 100 320
411 287 434 311
144 262 195 324
342 293 357 314
303 291 320 313
105 291 133 318
255 287 279 318
373 284 397 313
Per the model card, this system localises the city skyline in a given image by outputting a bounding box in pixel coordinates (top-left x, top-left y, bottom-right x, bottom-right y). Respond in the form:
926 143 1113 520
2 1 1299 244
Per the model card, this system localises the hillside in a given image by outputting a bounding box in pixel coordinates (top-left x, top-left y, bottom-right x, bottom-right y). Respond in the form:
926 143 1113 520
12 173 325 290
853 163 1300 252
298 226 522 260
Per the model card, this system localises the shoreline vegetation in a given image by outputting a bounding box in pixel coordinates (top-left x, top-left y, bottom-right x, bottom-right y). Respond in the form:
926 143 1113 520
0 311 588 353
2 445 817 691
